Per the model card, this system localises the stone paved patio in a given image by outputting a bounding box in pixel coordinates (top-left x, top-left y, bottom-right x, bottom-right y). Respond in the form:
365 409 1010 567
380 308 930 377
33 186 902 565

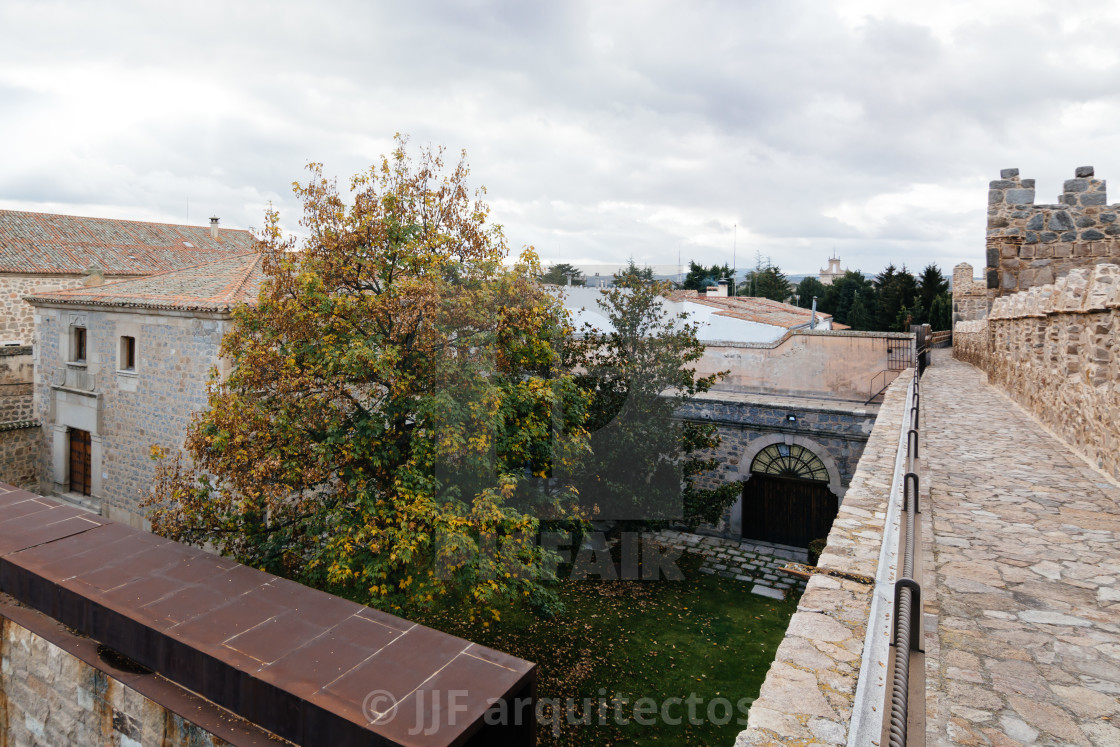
924 350 1120 746
652 529 808 600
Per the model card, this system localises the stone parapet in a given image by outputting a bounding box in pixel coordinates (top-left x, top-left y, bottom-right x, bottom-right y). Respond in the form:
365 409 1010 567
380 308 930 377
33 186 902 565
985 167 1120 295
952 319 988 367
735 373 911 745
951 262 993 323
954 263 1120 480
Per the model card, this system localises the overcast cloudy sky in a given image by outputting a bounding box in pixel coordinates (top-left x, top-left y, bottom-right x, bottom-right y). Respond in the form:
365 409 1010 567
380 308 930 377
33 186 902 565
3 1 1120 278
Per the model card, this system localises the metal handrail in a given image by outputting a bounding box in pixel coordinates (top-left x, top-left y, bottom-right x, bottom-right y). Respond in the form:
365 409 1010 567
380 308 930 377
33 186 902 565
888 365 924 747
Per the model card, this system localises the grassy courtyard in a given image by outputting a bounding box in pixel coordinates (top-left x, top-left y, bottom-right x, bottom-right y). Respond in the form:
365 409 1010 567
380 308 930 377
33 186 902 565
414 550 799 746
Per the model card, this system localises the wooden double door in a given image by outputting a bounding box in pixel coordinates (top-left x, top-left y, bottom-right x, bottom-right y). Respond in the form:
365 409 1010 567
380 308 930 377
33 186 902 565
69 429 92 496
742 473 837 548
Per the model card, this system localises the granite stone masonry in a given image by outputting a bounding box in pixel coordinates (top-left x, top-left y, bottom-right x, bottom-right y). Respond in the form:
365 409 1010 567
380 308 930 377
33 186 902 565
678 391 877 539
33 306 233 525
954 263 1120 481
0 275 85 344
0 347 34 422
0 346 37 490
952 262 992 323
735 374 912 745
923 350 1120 746
650 530 808 598
0 423 39 491
27 253 264 526
0 606 242 746
986 166 1120 296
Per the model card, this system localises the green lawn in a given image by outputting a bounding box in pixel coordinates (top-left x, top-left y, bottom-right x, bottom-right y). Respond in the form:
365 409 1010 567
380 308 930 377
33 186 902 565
413 551 799 746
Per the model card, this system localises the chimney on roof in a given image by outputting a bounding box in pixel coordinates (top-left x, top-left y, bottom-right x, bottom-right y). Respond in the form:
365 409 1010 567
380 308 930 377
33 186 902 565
209 216 220 240
83 264 104 288
707 279 729 298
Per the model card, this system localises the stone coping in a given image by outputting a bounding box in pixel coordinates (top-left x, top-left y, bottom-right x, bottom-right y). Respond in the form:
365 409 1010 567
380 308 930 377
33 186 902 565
687 389 880 416
701 328 914 350
735 371 912 745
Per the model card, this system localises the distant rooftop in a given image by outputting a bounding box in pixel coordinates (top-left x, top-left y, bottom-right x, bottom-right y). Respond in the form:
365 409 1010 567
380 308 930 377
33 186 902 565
668 290 832 329
26 253 265 312
0 209 256 275
554 285 832 345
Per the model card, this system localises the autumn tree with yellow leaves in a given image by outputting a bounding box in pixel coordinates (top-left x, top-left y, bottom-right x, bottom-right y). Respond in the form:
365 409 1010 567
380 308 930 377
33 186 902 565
145 138 589 617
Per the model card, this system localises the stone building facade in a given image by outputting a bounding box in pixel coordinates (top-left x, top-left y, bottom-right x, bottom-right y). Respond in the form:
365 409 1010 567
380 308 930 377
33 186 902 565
984 166 1120 296
0 346 38 490
679 392 878 540
0 274 90 344
818 254 847 285
27 254 262 527
953 263 1120 481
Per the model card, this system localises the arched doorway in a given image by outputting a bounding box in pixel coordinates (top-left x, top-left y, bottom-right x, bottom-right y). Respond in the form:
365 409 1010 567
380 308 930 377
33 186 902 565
741 443 837 548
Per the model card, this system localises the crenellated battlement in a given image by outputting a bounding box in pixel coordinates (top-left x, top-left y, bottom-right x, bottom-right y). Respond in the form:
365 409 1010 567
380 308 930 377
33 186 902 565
987 166 1117 243
984 166 1120 296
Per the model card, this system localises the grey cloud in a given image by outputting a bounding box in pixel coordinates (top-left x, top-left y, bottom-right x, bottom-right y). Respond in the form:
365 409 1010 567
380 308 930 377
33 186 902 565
3 1 1120 275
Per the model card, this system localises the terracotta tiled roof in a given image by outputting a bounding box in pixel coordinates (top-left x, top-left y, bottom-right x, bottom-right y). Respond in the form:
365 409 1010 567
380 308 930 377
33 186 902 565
669 290 833 329
25 253 265 312
0 209 256 275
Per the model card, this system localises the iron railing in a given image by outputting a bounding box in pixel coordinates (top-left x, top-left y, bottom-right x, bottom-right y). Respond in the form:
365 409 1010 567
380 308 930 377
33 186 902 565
888 362 924 747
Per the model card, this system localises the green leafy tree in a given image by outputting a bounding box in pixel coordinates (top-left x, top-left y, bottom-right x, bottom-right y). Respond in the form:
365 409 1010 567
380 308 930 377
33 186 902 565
742 264 791 302
875 264 919 332
819 270 877 327
613 258 655 286
682 260 733 293
893 302 917 332
847 291 872 330
929 292 952 331
916 263 949 324
568 277 738 528
539 262 585 286
144 139 589 618
794 276 827 308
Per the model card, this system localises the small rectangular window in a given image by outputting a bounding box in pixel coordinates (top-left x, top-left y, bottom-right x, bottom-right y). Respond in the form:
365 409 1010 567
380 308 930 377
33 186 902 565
120 336 136 371
73 327 87 363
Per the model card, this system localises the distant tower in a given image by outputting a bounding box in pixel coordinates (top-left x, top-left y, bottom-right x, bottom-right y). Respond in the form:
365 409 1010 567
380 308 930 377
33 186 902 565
819 252 846 286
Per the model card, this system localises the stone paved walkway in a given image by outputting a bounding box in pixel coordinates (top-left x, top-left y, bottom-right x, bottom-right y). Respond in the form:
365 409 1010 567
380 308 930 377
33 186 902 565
923 351 1120 746
652 530 808 600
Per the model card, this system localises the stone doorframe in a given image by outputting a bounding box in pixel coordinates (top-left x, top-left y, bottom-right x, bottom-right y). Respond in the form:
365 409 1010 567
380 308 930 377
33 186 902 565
727 433 845 538
49 391 103 503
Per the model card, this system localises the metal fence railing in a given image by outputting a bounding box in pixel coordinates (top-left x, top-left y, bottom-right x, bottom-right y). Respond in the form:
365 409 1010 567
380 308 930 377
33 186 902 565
888 360 925 747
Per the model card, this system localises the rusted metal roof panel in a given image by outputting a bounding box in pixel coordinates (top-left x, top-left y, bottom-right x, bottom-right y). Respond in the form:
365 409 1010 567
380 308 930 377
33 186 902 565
0 484 535 746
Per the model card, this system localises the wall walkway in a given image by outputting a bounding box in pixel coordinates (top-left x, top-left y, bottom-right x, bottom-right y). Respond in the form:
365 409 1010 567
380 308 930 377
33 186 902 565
922 350 1120 745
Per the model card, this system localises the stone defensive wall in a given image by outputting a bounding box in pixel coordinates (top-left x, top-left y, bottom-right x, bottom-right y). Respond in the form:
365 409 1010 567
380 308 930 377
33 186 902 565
0 345 37 490
985 166 1120 296
951 318 987 367
953 263 1120 481
735 372 918 744
0 274 84 345
696 329 914 403
951 262 992 323
0 484 536 746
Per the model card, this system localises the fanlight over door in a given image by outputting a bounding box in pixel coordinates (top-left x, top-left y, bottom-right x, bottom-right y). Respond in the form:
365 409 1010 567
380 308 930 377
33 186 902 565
749 443 829 482
742 443 835 548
